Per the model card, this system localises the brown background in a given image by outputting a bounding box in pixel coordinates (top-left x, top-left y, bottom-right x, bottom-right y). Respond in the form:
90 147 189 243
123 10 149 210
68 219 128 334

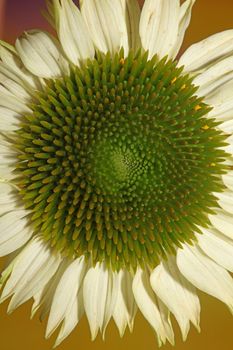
0 0 233 349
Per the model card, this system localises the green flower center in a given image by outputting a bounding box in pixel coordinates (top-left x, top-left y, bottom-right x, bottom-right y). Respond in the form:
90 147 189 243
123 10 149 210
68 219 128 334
15 50 228 270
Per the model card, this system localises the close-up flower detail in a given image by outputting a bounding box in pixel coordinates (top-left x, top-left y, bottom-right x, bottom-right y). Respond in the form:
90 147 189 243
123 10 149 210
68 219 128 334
0 0 233 347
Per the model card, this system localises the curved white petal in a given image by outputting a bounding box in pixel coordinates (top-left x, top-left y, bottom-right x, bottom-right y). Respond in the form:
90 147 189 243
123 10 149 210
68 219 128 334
0 136 18 181
132 268 174 346
171 0 196 58
113 270 137 337
217 190 233 214
31 260 70 320
120 0 141 52
0 107 21 132
205 78 233 121
150 257 200 340
83 262 116 340
53 0 95 65
208 79 233 103
15 30 69 78
81 0 129 55
43 0 56 28
54 290 84 347
179 30 233 73
46 256 87 339
196 228 233 272
208 99 233 122
102 271 119 339
177 244 233 312
193 56 233 97
0 72 31 101
0 182 19 212
0 90 31 114
0 208 32 257
140 0 180 59
222 170 233 191
157 298 175 346
0 41 40 90
0 239 42 299
217 119 233 134
0 226 31 257
209 208 233 240
0 237 61 312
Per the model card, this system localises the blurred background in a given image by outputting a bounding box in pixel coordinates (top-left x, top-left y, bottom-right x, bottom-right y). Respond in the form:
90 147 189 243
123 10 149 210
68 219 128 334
0 0 232 349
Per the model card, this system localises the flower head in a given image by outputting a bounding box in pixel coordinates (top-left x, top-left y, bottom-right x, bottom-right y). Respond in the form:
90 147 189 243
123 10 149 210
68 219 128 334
0 0 233 347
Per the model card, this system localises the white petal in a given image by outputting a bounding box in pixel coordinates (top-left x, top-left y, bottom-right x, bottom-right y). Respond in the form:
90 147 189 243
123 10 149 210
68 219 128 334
0 41 40 90
208 99 233 122
171 0 196 58
0 238 43 301
157 298 175 346
222 170 233 191
8 256 61 313
83 262 116 340
209 208 233 240
0 90 31 114
205 79 233 109
179 30 233 73
0 136 17 181
46 256 87 338
54 290 84 347
0 237 60 310
0 228 31 257
43 0 56 28
31 260 70 320
132 268 173 346
0 209 32 257
120 0 141 52
81 0 129 55
54 0 95 65
140 0 180 59
102 271 119 339
0 107 20 131
0 72 31 101
177 244 233 312
193 56 233 97
150 257 200 340
0 259 15 290
0 182 18 206
113 270 137 337
217 119 233 134
217 190 233 214
196 228 233 272
16 30 69 78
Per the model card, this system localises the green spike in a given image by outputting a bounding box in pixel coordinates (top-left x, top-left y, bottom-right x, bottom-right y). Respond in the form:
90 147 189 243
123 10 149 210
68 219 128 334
13 49 229 272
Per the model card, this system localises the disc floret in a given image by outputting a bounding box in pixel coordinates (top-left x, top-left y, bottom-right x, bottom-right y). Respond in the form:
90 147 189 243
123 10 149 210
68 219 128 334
14 49 228 270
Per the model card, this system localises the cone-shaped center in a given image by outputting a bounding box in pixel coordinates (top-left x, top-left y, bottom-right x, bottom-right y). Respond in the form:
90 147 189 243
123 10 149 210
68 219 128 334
14 49 228 271
91 141 148 196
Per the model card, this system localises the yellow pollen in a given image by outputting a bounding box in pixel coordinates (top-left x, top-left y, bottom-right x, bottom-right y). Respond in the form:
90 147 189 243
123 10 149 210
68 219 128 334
202 125 210 130
195 105 202 111
210 163 216 167
120 58 125 65
171 77 177 84
181 84 186 90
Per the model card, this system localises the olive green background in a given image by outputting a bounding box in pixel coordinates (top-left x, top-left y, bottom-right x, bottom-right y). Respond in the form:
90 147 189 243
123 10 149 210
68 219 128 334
0 0 233 349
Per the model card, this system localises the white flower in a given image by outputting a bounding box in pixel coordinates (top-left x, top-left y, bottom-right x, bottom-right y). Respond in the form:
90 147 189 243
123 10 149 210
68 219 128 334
0 0 233 347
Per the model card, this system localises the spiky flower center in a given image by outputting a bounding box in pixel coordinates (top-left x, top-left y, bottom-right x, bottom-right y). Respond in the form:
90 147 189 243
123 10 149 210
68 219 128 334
15 50 228 270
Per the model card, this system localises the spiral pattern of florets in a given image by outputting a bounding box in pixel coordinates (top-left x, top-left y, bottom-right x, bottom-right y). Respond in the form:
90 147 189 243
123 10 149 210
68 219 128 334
14 49 228 270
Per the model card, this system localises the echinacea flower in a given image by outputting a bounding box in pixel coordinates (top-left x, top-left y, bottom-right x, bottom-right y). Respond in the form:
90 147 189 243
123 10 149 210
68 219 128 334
0 0 233 347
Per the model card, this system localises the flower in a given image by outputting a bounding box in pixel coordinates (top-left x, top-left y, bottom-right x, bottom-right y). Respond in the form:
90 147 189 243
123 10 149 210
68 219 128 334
0 0 233 347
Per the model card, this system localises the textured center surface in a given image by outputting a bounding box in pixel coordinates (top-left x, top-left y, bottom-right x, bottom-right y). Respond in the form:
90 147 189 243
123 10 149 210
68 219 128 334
14 50 228 270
